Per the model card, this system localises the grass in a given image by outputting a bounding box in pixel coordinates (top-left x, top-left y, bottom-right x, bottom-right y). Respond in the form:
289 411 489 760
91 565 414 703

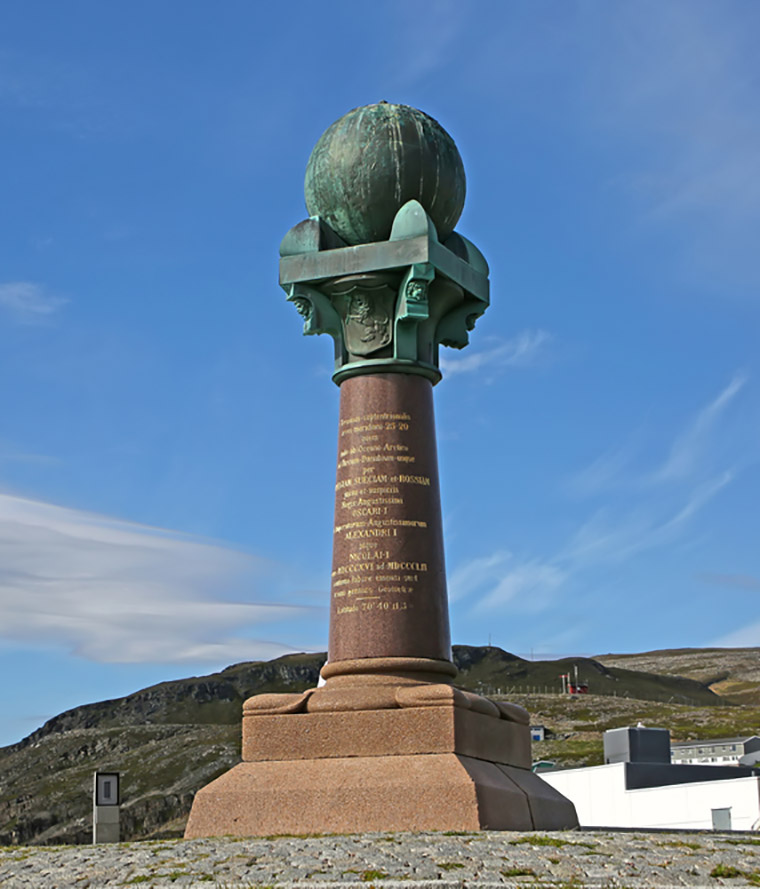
501 867 536 877
509 835 596 849
710 863 745 878
658 839 702 850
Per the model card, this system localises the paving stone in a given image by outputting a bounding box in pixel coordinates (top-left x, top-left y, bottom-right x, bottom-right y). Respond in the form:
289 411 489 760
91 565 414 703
1 830 760 888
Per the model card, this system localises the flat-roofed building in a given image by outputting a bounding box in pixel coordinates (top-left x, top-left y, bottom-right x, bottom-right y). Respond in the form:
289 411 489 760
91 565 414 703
542 727 760 831
671 736 760 766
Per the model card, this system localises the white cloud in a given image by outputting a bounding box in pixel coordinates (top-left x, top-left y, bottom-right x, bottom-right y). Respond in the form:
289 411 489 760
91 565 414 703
453 373 740 616
711 621 760 648
565 447 634 498
0 493 315 663
700 573 760 650
0 444 58 466
475 560 567 614
451 549 567 614
569 373 746 496
661 471 734 529
441 329 552 378
0 281 67 322
559 471 733 569
651 374 746 483
448 550 511 603
455 468 730 616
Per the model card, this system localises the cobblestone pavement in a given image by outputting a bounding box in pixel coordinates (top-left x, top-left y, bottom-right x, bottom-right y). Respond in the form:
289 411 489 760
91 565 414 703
2 830 760 888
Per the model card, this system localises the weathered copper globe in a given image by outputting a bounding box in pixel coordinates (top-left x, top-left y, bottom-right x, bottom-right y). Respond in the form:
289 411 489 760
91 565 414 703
304 103 466 246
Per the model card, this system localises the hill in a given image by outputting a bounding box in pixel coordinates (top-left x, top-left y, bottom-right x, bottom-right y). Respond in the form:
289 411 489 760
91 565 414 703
0 645 751 846
594 647 760 704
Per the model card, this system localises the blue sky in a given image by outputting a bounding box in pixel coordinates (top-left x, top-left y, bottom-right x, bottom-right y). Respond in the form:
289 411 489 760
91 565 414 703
1 0 759 747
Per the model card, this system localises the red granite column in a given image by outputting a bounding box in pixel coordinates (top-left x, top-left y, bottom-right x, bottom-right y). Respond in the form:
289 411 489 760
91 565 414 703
184 103 579 837
327 373 452 668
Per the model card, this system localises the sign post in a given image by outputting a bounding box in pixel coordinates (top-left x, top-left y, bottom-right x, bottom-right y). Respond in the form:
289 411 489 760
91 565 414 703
93 771 120 843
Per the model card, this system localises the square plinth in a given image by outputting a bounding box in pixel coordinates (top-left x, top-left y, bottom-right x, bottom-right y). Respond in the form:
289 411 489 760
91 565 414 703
242 705 531 768
184 753 578 837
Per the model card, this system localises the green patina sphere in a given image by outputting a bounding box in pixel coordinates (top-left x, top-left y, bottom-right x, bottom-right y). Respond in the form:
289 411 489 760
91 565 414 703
304 103 466 246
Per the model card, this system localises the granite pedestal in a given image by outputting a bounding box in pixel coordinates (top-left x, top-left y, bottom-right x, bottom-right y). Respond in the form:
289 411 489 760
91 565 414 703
185 374 576 836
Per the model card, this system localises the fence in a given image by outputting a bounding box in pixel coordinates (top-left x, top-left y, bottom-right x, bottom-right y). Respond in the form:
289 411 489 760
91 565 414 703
468 684 732 707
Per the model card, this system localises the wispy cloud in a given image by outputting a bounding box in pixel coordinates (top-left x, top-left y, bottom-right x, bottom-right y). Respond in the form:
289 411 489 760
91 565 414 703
454 375 741 616
441 329 552 378
561 471 733 568
711 621 760 648
0 446 59 466
451 549 566 615
662 471 734 529
449 550 511 603
0 494 317 663
475 560 567 614
455 472 730 617
569 374 747 494
565 446 634 498
0 282 67 323
651 374 746 483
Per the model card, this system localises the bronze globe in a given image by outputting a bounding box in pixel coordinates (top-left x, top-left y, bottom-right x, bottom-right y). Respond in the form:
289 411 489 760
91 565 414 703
304 102 466 246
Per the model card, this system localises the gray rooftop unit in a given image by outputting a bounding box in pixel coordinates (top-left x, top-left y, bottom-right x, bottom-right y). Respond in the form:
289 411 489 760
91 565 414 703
604 726 671 765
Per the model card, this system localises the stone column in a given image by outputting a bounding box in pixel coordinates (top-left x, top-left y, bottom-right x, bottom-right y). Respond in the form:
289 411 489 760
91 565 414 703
329 373 450 664
184 103 578 838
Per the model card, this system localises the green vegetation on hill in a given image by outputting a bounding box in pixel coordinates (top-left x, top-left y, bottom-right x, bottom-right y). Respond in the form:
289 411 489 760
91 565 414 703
510 692 760 769
456 646 720 705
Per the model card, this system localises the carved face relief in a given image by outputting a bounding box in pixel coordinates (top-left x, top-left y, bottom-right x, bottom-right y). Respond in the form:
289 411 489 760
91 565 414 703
292 296 313 321
406 280 428 303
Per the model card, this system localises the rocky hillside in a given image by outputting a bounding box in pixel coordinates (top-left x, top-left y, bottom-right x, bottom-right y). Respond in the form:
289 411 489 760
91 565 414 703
11 646 722 753
0 645 742 846
595 647 760 704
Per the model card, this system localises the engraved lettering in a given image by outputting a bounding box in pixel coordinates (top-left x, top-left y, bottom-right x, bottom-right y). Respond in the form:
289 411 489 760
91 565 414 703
397 474 430 485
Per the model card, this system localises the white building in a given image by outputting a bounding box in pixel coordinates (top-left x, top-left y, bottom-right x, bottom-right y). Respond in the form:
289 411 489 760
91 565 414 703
671 736 760 766
540 726 760 831
542 762 760 831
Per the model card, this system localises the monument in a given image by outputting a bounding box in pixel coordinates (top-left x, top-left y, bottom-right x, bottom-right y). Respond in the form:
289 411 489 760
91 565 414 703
185 103 578 835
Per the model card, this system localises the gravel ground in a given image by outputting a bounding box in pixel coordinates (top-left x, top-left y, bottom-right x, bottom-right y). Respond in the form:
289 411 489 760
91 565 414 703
2 830 760 888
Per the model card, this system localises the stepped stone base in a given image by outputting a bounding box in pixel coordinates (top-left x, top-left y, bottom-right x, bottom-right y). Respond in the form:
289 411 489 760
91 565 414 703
184 693 578 837
185 754 576 836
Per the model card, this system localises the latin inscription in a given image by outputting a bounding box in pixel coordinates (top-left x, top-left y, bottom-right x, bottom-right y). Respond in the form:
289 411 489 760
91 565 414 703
332 407 436 619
